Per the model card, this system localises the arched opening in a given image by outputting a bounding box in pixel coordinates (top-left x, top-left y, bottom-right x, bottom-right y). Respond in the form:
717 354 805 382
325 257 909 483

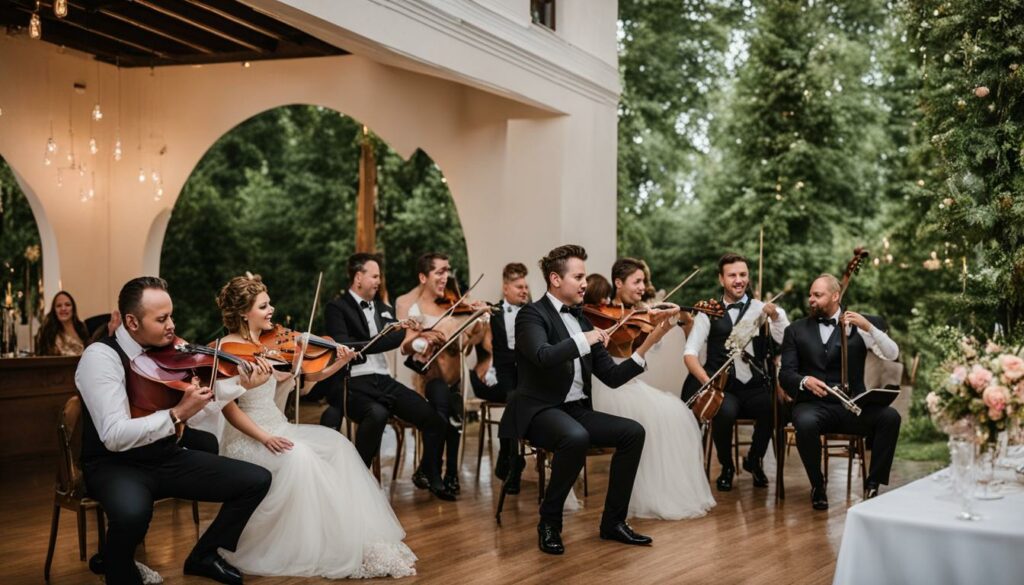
0 156 45 354
160 105 469 341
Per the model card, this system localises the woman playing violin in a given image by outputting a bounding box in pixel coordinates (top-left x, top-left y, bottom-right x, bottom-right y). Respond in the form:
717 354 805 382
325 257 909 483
586 258 716 521
213 273 416 579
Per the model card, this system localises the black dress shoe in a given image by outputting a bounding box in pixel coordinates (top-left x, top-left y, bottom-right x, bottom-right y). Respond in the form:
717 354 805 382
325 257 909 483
429 482 457 501
600 521 653 546
864 481 880 500
716 466 735 492
444 473 461 494
88 553 104 575
411 467 430 490
742 456 769 488
811 485 829 510
537 521 564 555
184 553 243 585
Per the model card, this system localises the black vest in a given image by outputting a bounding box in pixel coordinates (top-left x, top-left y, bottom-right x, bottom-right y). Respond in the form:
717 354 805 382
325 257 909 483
794 318 872 403
704 301 772 391
80 336 178 465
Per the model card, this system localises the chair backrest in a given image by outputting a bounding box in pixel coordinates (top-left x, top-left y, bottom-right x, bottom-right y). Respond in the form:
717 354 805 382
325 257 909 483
55 396 85 498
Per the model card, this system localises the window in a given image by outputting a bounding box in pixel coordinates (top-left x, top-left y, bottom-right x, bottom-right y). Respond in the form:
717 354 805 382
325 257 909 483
531 0 556 30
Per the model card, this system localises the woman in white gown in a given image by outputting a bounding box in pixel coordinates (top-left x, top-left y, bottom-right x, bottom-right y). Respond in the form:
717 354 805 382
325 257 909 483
214 273 416 579
587 260 715 520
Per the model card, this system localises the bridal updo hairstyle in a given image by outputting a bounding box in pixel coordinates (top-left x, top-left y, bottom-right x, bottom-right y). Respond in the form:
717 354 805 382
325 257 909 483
217 273 268 337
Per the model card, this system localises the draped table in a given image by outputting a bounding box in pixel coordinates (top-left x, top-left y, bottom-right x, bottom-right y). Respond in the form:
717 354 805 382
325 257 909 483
833 465 1024 585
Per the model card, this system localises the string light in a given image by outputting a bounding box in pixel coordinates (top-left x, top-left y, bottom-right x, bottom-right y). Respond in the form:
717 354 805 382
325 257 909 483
29 11 42 40
54 0 68 18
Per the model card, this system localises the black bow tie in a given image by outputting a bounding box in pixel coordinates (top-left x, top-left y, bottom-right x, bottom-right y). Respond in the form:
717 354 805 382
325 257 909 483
560 305 582 318
359 300 372 310
817 317 837 327
726 302 744 312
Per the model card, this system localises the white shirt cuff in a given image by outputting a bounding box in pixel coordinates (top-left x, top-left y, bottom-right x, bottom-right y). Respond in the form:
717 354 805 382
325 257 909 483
630 352 646 369
572 331 592 356
411 337 429 354
799 376 809 392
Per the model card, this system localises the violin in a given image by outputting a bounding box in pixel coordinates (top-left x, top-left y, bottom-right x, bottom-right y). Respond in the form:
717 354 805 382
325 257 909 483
125 337 251 420
219 324 365 375
583 300 726 358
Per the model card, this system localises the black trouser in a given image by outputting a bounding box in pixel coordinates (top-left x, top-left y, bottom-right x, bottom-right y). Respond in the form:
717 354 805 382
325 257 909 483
469 369 515 466
336 373 448 482
791 401 901 488
524 400 645 528
712 380 773 468
424 378 462 478
83 441 271 585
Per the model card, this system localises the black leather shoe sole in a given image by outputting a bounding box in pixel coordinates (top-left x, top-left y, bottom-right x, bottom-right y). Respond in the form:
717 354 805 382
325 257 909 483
429 485 457 501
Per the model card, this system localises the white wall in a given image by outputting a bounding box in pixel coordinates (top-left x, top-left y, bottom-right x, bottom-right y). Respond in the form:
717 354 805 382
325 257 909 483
0 0 620 316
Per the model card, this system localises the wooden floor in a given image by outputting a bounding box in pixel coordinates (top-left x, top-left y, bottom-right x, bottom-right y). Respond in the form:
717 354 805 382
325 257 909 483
2 407 940 585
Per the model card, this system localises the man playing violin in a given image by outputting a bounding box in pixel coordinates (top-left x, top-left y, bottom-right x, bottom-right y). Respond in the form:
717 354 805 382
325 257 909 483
498 245 679 555
396 252 490 495
683 253 789 492
323 253 457 501
75 277 272 585
779 274 900 509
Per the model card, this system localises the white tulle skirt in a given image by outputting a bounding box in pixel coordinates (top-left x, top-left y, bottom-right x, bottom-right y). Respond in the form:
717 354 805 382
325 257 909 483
220 423 416 579
592 375 715 520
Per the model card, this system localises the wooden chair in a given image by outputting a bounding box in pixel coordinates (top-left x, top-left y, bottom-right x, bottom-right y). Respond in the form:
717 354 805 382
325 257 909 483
475 400 504 479
822 433 867 495
581 447 615 497
45 396 199 582
495 440 548 525
702 418 767 479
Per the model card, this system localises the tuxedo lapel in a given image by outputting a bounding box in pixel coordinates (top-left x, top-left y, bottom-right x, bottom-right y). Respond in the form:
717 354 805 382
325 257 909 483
540 296 572 343
342 293 371 338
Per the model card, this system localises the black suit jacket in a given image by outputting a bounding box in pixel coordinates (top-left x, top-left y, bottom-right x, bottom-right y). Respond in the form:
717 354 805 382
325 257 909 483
324 292 406 367
779 313 889 403
499 295 644 439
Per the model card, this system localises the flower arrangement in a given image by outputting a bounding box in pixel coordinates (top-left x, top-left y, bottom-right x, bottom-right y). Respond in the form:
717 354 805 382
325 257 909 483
927 337 1024 446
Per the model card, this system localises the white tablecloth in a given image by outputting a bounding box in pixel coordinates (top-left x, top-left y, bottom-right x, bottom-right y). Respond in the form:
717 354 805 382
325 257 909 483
833 469 1024 585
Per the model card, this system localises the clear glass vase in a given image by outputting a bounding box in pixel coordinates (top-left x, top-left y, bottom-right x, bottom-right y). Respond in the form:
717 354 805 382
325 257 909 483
949 438 979 520
974 445 1003 501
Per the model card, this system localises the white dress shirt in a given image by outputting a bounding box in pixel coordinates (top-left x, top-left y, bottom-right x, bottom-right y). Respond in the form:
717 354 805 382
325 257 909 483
816 308 899 359
348 289 392 378
502 300 523 350
75 325 218 452
545 293 645 403
683 295 788 383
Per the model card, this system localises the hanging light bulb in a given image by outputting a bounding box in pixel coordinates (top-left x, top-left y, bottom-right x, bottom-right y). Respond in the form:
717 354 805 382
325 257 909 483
154 183 164 200
89 137 98 155
113 137 123 161
79 188 88 202
66 150 75 166
56 169 63 188
54 0 68 18
29 12 42 39
46 136 57 154
43 155 52 166
78 164 86 178
91 103 103 121
150 170 160 183
138 168 146 183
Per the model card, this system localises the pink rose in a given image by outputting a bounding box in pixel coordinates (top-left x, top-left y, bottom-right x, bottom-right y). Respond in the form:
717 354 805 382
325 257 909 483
983 386 1009 421
968 365 994 391
1000 355 1024 382
925 391 941 414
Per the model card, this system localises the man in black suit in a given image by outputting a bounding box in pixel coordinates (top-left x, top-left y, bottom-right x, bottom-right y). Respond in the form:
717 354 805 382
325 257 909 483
470 262 530 491
498 245 679 555
780 274 901 509
322 252 457 501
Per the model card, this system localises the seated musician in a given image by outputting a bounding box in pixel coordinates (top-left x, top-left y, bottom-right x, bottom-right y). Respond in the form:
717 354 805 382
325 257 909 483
76 277 272 585
469 262 531 491
779 274 901 509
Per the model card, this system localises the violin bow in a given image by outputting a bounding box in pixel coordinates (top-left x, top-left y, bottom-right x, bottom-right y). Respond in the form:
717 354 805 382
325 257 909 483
292 272 324 424
603 268 700 337
423 273 485 332
209 337 222 403
756 226 764 302
419 306 491 371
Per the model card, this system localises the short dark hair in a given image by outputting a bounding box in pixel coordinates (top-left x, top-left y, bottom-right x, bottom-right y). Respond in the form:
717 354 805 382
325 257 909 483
717 252 749 274
583 274 611 305
118 276 168 318
348 252 383 284
416 252 449 277
502 262 528 282
539 244 587 287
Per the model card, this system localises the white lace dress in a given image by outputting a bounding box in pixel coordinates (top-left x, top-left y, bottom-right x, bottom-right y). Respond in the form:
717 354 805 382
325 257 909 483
592 357 715 520
218 376 416 579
